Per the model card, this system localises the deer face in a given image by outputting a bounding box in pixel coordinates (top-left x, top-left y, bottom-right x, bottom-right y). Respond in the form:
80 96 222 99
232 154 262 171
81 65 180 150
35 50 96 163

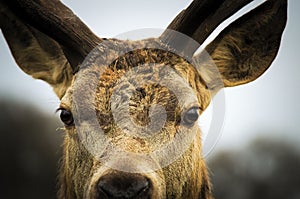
0 0 287 198
59 39 212 198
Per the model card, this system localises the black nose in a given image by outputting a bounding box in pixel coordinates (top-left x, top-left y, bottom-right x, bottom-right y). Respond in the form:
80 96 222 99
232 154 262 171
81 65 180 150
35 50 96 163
96 171 151 199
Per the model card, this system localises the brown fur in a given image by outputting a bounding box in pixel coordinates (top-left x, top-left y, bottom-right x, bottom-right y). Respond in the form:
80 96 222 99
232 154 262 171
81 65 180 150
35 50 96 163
56 42 213 198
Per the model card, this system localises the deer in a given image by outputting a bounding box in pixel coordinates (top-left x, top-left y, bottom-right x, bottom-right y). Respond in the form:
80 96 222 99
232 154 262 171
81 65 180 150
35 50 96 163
0 0 287 198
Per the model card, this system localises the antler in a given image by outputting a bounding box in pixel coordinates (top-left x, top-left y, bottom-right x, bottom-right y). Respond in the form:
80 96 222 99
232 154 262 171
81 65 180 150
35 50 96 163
2 0 102 70
160 0 254 57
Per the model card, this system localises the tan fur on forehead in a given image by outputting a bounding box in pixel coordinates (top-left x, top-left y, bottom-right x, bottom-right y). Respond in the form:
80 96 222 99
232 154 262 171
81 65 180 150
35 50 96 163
93 67 180 152
89 45 212 110
89 48 209 127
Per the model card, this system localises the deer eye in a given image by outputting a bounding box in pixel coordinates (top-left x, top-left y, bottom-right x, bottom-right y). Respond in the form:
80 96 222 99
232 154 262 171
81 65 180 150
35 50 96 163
182 107 200 126
58 108 74 126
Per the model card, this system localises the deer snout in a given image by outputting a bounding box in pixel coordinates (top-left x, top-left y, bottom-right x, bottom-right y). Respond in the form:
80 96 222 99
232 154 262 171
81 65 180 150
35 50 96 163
96 171 152 199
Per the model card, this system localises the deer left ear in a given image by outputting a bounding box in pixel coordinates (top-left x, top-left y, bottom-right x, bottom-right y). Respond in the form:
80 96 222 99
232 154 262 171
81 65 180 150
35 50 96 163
195 0 287 90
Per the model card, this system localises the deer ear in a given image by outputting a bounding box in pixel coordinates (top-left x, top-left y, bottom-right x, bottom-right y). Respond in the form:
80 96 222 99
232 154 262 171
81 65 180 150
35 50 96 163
195 0 287 91
0 4 73 99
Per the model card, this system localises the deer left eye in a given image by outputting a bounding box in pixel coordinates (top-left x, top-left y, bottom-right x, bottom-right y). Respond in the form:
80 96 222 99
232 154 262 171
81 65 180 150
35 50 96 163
58 108 74 126
182 107 200 126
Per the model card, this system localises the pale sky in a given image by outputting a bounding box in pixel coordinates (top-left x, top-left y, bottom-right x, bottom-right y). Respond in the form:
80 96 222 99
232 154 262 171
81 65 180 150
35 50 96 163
0 0 299 153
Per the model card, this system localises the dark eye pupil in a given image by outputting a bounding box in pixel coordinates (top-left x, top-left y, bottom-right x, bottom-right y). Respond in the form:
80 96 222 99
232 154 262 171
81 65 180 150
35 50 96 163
183 108 199 126
60 109 74 126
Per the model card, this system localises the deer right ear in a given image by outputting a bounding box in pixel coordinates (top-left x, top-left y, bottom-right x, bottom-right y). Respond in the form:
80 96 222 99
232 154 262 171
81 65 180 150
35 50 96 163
0 2 73 99
194 0 287 94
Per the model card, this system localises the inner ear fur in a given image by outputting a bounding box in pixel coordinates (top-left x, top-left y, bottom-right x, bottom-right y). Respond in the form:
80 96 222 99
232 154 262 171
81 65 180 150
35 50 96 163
195 0 287 90
0 3 73 99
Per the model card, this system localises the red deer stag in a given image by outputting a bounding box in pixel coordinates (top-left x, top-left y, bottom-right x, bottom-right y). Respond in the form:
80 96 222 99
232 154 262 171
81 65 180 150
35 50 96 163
0 0 287 198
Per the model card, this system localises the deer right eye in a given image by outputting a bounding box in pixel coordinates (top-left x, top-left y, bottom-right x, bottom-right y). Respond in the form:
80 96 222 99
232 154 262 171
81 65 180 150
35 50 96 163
58 108 74 126
182 107 200 127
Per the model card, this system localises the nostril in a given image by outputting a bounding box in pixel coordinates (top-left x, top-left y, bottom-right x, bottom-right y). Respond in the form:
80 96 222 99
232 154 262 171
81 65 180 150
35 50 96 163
97 172 151 198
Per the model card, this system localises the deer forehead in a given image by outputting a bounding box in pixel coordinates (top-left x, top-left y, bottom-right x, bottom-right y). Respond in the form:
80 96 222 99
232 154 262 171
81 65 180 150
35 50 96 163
61 42 210 113
59 45 209 154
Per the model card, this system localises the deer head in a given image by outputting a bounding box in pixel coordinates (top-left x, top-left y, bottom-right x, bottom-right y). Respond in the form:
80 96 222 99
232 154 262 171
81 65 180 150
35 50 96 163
0 0 287 198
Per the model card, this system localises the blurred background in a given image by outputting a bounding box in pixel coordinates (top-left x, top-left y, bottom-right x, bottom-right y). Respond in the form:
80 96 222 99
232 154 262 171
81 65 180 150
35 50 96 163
0 0 299 198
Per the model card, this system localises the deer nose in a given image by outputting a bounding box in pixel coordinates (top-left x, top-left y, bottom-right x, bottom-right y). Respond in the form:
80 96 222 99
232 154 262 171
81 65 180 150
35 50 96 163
96 171 151 199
